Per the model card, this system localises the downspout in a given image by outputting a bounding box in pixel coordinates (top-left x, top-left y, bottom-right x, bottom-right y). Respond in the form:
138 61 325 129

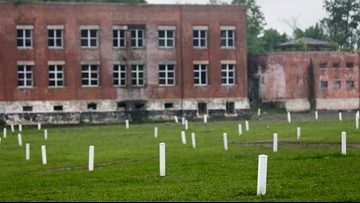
179 5 185 117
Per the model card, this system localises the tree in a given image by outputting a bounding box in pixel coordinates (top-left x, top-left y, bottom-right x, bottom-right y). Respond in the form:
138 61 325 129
293 23 329 42
261 28 288 52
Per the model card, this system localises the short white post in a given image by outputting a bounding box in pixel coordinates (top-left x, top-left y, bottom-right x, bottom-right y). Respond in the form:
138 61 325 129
238 124 243 136
191 132 196 148
297 127 301 140
18 133 22 146
174 115 179 123
185 120 188 130
26 143 30 160
356 117 359 130
341 131 346 155
258 108 261 117
154 127 158 138
0 138 1 144
11 124 14 133
287 112 291 123
182 117 185 125
44 129 48 140
181 131 186 144
204 114 207 124
159 142 166 177
89 145 94 171
223 133 228 151
19 124 22 132
41 145 47 165
38 123 41 130
315 111 318 120
125 119 129 129
245 120 249 132
257 154 268 196
339 112 342 121
356 111 360 120
273 133 278 152
3 128 6 138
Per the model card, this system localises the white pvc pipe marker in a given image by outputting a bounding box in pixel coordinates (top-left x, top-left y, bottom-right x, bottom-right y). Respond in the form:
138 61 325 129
238 124 243 136
159 142 166 177
315 111 318 120
204 114 207 123
342 132 346 155
185 120 188 130
356 117 359 130
3 128 6 138
89 145 95 171
125 119 129 129
154 127 158 138
18 133 22 146
273 133 278 152
174 115 178 123
257 154 268 196
44 129 48 140
19 124 22 132
181 131 186 144
38 123 41 130
191 132 196 148
41 145 47 165
287 112 291 123
245 120 249 132
339 112 342 121
297 127 301 140
223 133 228 151
11 124 14 133
26 143 30 160
258 108 261 117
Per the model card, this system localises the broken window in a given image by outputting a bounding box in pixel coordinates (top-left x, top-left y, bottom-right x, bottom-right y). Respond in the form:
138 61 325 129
198 102 207 115
117 102 127 110
87 103 97 110
134 102 145 110
164 103 173 109
226 102 235 114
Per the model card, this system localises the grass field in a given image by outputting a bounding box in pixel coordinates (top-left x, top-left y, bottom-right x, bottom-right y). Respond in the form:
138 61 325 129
1 111 360 202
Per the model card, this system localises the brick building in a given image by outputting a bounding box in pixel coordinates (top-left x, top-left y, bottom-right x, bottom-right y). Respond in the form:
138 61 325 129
0 2 249 124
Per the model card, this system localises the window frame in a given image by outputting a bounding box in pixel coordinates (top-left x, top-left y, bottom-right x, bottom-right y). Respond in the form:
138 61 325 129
80 25 99 48
221 63 236 86
112 25 127 48
193 63 208 86
131 64 144 86
47 25 64 49
159 64 176 86
113 64 127 87
16 25 33 49
130 29 145 48
158 26 176 48
193 26 208 49
48 63 65 88
17 63 34 88
81 63 99 87
220 26 236 48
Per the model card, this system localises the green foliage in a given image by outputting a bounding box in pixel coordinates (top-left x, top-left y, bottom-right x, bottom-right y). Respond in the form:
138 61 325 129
261 28 288 52
296 40 308 51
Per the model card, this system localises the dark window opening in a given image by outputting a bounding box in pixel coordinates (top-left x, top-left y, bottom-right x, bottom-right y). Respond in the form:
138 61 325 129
23 106 33 112
117 102 127 110
226 102 235 114
346 63 354 69
87 103 97 110
198 102 207 115
135 103 145 110
332 63 341 69
53 105 63 111
164 103 173 109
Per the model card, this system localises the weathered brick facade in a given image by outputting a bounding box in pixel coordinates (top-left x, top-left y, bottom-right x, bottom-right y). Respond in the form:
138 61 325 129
0 2 249 124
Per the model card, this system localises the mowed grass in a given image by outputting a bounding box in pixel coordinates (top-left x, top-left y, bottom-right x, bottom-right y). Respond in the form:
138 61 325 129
1 114 360 202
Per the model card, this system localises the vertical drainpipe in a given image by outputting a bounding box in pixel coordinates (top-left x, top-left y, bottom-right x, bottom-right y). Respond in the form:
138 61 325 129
179 5 185 117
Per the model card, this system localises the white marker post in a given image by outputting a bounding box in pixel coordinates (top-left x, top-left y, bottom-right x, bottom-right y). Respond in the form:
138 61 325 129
159 142 165 177
174 115 179 123
3 128 6 138
273 133 278 152
18 133 22 146
19 124 22 132
38 123 41 130
181 131 186 144
223 133 228 151
204 114 207 124
238 124 243 136
356 117 359 130
287 112 291 123
257 154 268 196
245 120 249 132
182 117 185 125
11 124 14 133
191 132 196 148
125 119 129 129
297 127 301 140
258 108 261 117
341 131 346 155
339 112 342 121
89 145 95 171
26 143 30 160
154 127 158 138
0 138 1 144
185 120 188 130
315 111 318 120
41 145 47 165
44 129 48 140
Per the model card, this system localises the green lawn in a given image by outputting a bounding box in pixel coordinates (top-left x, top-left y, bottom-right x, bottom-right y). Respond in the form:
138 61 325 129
0 114 360 202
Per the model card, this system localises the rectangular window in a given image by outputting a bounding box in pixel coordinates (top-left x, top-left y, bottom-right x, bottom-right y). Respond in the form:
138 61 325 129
158 26 175 48
221 64 235 85
159 64 175 86
23 106 33 112
17 25 33 48
113 26 126 48
333 80 341 89
226 101 235 114
319 63 327 69
53 105 63 111
332 63 341 69
113 64 127 87
320 81 328 88
48 25 64 48
80 25 99 48
346 80 355 89
48 64 64 87
81 64 99 87
131 29 144 48
198 102 207 115
346 63 354 69
194 64 208 86
220 26 235 48
193 26 208 48
131 64 144 86
18 65 33 88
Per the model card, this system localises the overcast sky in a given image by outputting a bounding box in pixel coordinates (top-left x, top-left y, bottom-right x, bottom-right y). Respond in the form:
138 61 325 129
147 0 328 36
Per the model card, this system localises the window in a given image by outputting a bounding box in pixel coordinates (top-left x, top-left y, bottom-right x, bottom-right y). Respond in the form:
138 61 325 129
131 29 144 48
164 103 173 109
80 25 99 48
23 106 33 112
346 80 355 89
333 81 341 89
113 26 127 48
53 105 63 111
193 26 208 48
346 63 354 69
319 63 327 69
221 63 235 85
159 64 175 86
198 102 207 115
48 25 64 48
81 64 99 87
18 64 33 88
221 26 235 48
226 102 235 114
87 103 97 110
131 64 144 86
320 81 328 88
48 64 64 87
158 26 175 48
117 102 128 110
113 64 127 87
17 25 33 48
332 63 341 69
193 63 208 86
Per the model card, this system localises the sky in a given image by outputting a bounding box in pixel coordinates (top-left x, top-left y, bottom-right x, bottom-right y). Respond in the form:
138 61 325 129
146 0 328 36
